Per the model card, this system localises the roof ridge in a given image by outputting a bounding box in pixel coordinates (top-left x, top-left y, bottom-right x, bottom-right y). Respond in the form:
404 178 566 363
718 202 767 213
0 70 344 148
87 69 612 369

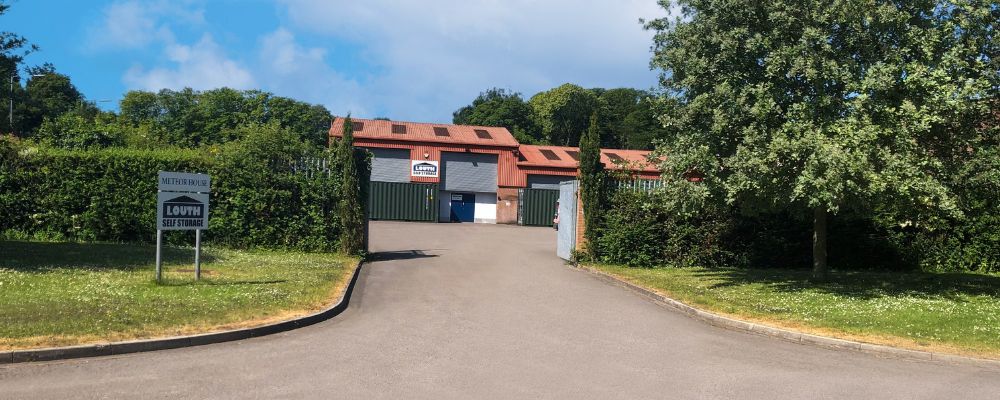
334 116 509 131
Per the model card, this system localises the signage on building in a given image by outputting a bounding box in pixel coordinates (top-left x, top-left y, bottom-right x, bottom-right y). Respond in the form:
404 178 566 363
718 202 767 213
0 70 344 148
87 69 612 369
411 160 439 178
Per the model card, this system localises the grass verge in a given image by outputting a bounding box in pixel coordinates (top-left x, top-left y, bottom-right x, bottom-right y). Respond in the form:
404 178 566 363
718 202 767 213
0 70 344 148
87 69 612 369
587 264 1000 359
0 241 357 350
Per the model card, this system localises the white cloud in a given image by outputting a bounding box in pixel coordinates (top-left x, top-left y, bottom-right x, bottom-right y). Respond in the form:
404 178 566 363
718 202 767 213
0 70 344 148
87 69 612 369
86 0 205 50
257 28 368 116
277 0 673 121
124 34 255 91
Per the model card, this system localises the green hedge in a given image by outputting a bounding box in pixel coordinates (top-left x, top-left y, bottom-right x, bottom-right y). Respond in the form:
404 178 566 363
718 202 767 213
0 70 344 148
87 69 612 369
597 187 999 273
1 124 351 251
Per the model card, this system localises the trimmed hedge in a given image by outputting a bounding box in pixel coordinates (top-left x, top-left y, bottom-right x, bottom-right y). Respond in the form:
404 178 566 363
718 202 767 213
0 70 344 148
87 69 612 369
597 187 1000 273
1 124 351 251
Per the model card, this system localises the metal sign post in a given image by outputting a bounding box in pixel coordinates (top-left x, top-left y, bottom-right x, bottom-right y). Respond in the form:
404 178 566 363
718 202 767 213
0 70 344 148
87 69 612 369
195 229 201 280
156 229 163 281
156 171 211 283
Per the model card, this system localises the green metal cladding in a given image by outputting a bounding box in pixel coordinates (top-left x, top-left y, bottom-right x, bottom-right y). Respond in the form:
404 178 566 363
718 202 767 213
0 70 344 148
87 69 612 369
369 181 439 222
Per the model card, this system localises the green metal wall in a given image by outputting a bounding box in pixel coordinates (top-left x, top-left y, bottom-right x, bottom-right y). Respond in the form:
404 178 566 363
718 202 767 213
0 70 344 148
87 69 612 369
369 181 439 222
518 188 560 226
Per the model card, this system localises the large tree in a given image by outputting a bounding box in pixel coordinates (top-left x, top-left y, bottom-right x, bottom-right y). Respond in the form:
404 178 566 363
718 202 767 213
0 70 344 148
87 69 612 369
598 88 668 150
118 88 332 148
453 88 541 143
19 66 84 135
647 0 998 278
0 0 38 134
529 83 600 146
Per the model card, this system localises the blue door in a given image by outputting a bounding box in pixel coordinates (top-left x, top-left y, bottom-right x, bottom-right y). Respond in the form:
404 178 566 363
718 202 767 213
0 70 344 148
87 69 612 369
449 193 476 222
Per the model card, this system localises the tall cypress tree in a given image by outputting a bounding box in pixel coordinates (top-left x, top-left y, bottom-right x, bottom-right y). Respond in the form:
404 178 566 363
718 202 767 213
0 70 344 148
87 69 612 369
337 116 365 255
578 111 605 258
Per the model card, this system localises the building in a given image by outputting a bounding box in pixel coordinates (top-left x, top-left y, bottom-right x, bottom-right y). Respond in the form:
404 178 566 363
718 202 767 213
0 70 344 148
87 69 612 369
330 117 659 224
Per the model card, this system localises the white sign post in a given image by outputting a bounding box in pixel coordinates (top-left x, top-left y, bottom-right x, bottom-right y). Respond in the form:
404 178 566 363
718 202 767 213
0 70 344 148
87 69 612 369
156 171 211 282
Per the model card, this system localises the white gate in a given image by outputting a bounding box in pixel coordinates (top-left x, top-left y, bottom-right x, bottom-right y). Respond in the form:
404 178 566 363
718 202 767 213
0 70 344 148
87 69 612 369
557 180 578 260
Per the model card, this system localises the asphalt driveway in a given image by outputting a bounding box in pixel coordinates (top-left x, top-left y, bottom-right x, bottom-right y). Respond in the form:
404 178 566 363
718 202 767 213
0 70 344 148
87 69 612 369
1 221 998 399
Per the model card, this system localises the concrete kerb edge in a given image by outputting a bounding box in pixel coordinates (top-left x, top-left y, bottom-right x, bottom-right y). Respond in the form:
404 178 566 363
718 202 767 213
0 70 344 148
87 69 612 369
572 264 1000 369
1 261 365 365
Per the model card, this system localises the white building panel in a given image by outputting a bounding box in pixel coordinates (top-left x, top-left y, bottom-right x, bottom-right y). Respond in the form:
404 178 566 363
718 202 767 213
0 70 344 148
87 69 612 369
474 192 497 224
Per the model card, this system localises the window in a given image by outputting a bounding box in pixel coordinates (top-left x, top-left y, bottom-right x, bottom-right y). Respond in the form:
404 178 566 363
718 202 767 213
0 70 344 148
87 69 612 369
474 129 492 139
565 151 580 161
539 149 561 161
605 152 624 162
352 122 364 131
391 124 406 134
434 127 450 136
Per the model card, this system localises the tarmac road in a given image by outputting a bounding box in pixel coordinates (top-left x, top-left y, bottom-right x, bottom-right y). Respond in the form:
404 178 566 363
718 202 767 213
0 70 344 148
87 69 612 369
2 221 998 399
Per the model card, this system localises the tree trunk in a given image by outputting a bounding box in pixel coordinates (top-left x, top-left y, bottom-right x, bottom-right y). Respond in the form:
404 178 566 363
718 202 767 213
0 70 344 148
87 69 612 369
812 206 828 280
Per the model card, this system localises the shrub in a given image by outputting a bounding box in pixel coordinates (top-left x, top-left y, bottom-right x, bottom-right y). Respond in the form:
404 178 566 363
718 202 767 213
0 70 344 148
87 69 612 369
208 123 342 251
598 190 737 268
597 191 666 266
0 123 361 251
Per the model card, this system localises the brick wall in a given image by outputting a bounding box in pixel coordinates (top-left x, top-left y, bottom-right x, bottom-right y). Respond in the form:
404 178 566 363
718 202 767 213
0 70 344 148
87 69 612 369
496 187 519 224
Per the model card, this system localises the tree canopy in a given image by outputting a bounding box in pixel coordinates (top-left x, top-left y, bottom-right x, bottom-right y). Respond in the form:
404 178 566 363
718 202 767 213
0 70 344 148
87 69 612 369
0 0 38 134
452 88 541 144
528 83 601 146
647 0 1000 277
453 84 667 149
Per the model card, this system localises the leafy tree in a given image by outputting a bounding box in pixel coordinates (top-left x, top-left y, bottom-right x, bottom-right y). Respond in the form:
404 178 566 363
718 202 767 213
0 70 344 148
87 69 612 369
598 88 669 149
453 88 541 143
35 107 122 149
0 0 38 134
117 88 332 148
620 98 671 150
578 111 606 259
647 0 999 278
19 66 83 135
264 95 332 148
336 116 365 255
529 83 600 146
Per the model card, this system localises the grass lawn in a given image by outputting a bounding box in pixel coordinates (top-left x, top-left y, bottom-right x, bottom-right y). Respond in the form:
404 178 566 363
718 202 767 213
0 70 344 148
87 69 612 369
0 241 357 350
588 264 1000 359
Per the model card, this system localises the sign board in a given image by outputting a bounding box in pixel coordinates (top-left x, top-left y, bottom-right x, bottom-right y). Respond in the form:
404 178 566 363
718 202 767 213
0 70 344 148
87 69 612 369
158 171 211 193
155 170 212 282
411 160 439 178
451 193 463 201
157 192 209 230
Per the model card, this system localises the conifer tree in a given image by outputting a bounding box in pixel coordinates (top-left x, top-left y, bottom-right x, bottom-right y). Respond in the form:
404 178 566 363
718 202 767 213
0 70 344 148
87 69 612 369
578 111 606 258
337 116 365 255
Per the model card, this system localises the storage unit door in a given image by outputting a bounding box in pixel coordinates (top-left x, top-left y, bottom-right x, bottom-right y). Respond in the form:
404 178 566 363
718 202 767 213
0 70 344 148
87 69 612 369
366 148 411 183
519 188 560 226
449 193 476 222
441 152 498 193
368 181 439 222
526 174 574 190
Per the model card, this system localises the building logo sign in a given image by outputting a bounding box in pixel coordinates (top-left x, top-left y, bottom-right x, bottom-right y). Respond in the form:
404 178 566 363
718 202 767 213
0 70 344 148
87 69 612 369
411 160 439 178
157 193 209 230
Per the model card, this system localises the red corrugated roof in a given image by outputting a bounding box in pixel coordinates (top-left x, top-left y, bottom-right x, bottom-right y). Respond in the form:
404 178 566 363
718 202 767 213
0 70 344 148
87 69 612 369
330 117 519 148
518 145 659 172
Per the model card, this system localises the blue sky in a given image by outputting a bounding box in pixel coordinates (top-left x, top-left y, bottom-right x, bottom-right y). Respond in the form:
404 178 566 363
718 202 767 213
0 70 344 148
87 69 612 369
4 0 669 123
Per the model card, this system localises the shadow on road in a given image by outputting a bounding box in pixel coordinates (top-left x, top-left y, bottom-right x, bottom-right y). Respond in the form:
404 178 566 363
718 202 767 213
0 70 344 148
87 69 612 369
367 250 440 262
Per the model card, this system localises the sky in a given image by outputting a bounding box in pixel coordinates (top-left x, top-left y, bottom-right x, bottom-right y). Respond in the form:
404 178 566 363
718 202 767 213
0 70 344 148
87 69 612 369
3 0 670 123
